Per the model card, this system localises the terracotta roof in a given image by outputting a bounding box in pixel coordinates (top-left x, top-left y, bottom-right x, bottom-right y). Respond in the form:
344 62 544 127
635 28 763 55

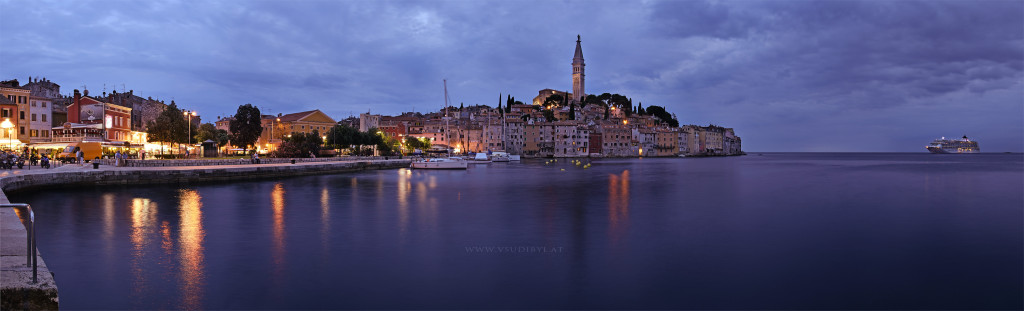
277 110 322 122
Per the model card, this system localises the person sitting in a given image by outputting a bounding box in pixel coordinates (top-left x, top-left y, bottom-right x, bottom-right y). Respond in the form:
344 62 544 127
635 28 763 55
40 155 50 169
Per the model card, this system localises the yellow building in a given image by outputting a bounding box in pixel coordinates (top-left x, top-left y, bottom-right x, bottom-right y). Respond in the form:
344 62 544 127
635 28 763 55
259 110 336 152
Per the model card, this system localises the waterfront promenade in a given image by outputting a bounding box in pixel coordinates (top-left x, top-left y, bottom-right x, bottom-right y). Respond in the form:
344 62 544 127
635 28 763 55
0 158 411 310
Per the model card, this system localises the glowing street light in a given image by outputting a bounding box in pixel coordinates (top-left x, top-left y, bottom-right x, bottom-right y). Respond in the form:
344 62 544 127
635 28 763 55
183 110 197 154
0 118 12 150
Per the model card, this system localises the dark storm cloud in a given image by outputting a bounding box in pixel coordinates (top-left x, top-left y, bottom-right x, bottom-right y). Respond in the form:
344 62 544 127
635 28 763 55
644 0 1022 109
0 0 1020 151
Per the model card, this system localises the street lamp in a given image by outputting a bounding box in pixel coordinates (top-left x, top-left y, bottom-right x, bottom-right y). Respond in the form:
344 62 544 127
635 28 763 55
271 117 280 151
0 118 12 151
183 110 197 154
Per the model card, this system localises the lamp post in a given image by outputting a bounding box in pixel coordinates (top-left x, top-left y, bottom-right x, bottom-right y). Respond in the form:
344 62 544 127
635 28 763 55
271 117 280 151
0 118 12 151
183 110 197 154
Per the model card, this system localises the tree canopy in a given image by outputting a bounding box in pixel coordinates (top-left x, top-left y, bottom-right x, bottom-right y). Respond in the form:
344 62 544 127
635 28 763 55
229 104 263 152
644 105 680 127
273 130 323 158
195 123 230 147
146 100 188 152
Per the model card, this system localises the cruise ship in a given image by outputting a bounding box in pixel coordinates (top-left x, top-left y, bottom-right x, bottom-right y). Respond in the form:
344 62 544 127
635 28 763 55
926 136 980 154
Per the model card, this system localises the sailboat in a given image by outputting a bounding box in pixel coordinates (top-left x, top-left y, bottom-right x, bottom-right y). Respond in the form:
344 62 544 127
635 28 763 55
411 79 468 170
496 93 521 161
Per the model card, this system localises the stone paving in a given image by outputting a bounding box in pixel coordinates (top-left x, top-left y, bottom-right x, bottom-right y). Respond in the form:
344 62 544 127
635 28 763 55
0 158 411 310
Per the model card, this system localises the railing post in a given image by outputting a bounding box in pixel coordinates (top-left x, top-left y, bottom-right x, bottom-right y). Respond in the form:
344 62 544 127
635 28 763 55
2 203 37 283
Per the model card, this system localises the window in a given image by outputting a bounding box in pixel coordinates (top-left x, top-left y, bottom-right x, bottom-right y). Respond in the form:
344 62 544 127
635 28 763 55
42 114 47 122
19 111 24 119
30 129 37 137
42 102 46 108
1 109 8 118
43 130 49 137
20 127 25 135
31 101 36 107
31 114 36 121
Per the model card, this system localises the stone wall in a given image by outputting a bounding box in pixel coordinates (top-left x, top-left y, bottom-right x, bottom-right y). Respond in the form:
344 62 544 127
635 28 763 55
2 160 410 192
91 156 402 167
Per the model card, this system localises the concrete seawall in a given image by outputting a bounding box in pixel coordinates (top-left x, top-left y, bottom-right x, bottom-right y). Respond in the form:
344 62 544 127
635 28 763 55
0 159 411 310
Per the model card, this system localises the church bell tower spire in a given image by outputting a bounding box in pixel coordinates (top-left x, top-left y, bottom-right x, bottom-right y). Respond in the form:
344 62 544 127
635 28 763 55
572 35 585 102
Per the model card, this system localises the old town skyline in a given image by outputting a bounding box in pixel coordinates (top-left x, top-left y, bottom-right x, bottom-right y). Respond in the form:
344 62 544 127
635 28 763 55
1 0 1021 152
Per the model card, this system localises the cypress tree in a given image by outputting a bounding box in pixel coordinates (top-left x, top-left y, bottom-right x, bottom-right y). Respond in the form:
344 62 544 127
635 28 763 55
569 104 576 120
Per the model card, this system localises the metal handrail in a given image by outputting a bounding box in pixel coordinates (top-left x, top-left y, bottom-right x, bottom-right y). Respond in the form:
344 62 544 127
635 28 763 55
2 203 36 283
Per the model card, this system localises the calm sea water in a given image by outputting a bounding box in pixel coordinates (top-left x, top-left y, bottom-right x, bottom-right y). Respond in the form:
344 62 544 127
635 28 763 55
11 153 1023 310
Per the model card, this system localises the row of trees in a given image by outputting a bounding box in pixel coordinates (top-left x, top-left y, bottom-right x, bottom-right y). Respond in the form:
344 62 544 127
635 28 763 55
146 101 232 153
146 103 427 157
146 103 264 155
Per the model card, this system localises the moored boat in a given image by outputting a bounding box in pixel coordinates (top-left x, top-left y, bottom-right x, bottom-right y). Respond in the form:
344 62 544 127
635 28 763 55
491 152 511 162
410 157 468 169
466 152 491 164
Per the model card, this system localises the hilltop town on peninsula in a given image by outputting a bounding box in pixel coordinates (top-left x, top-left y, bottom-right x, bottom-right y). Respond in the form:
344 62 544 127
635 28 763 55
0 35 741 158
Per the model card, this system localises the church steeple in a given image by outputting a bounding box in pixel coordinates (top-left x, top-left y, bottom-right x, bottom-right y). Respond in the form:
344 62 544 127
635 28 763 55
572 35 585 102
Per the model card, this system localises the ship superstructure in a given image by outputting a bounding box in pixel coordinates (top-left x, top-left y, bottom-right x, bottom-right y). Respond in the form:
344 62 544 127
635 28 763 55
927 136 980 153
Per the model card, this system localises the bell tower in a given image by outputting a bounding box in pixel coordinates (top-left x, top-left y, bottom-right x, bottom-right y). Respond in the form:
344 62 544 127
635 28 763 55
572 35 585 102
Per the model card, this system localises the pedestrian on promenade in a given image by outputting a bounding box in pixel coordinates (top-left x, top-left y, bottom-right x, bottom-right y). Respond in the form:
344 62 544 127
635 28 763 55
76 147 84 165
253 152 260 164
140 149 146 160
310 151 316 158
185 149 190 159
115 150 122 167
40 154 50 169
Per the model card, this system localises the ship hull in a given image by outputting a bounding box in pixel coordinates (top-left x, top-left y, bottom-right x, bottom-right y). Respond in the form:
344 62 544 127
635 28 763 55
926 146 979 154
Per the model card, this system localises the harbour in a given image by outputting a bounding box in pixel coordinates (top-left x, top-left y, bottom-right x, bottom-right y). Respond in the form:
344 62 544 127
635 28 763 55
8 153 1022 310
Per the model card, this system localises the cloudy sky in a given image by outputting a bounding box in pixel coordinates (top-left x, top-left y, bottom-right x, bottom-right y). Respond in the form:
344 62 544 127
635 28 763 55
2 0 1021 152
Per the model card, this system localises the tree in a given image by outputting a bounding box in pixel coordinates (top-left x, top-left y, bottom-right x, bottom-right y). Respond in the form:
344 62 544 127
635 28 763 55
195 123 224 145
215 129 230 147
604 104 610 120
569 104 576 120
404 136 431 153
543 94 564 108
146 100 187 154
273 130 323 158
645 105 680 127
229 104 263 153
542 109 556 122
326 124 359 152
638 102 644 115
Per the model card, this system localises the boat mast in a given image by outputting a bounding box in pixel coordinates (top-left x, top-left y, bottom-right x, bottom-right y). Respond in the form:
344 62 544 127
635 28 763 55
444 79 451 157
499 93 506 152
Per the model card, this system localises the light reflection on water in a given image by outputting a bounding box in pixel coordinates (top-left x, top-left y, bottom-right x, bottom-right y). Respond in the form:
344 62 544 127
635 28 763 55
129 198 155 299
608 170 630 243
177 189 205 310
271 183 286 277
12 154 1024 310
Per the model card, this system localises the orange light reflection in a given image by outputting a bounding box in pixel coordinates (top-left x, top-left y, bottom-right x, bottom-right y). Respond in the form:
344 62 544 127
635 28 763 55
177 189 206 310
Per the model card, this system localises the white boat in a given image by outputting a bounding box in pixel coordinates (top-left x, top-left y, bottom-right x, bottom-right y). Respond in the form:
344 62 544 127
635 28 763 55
410 79 468 170
508 154 521 161
410 157 468 169
466 153 491 164
491 152 510 162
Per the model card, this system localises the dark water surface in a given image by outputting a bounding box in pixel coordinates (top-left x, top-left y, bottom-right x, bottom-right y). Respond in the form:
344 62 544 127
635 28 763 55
11 153 1023 310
